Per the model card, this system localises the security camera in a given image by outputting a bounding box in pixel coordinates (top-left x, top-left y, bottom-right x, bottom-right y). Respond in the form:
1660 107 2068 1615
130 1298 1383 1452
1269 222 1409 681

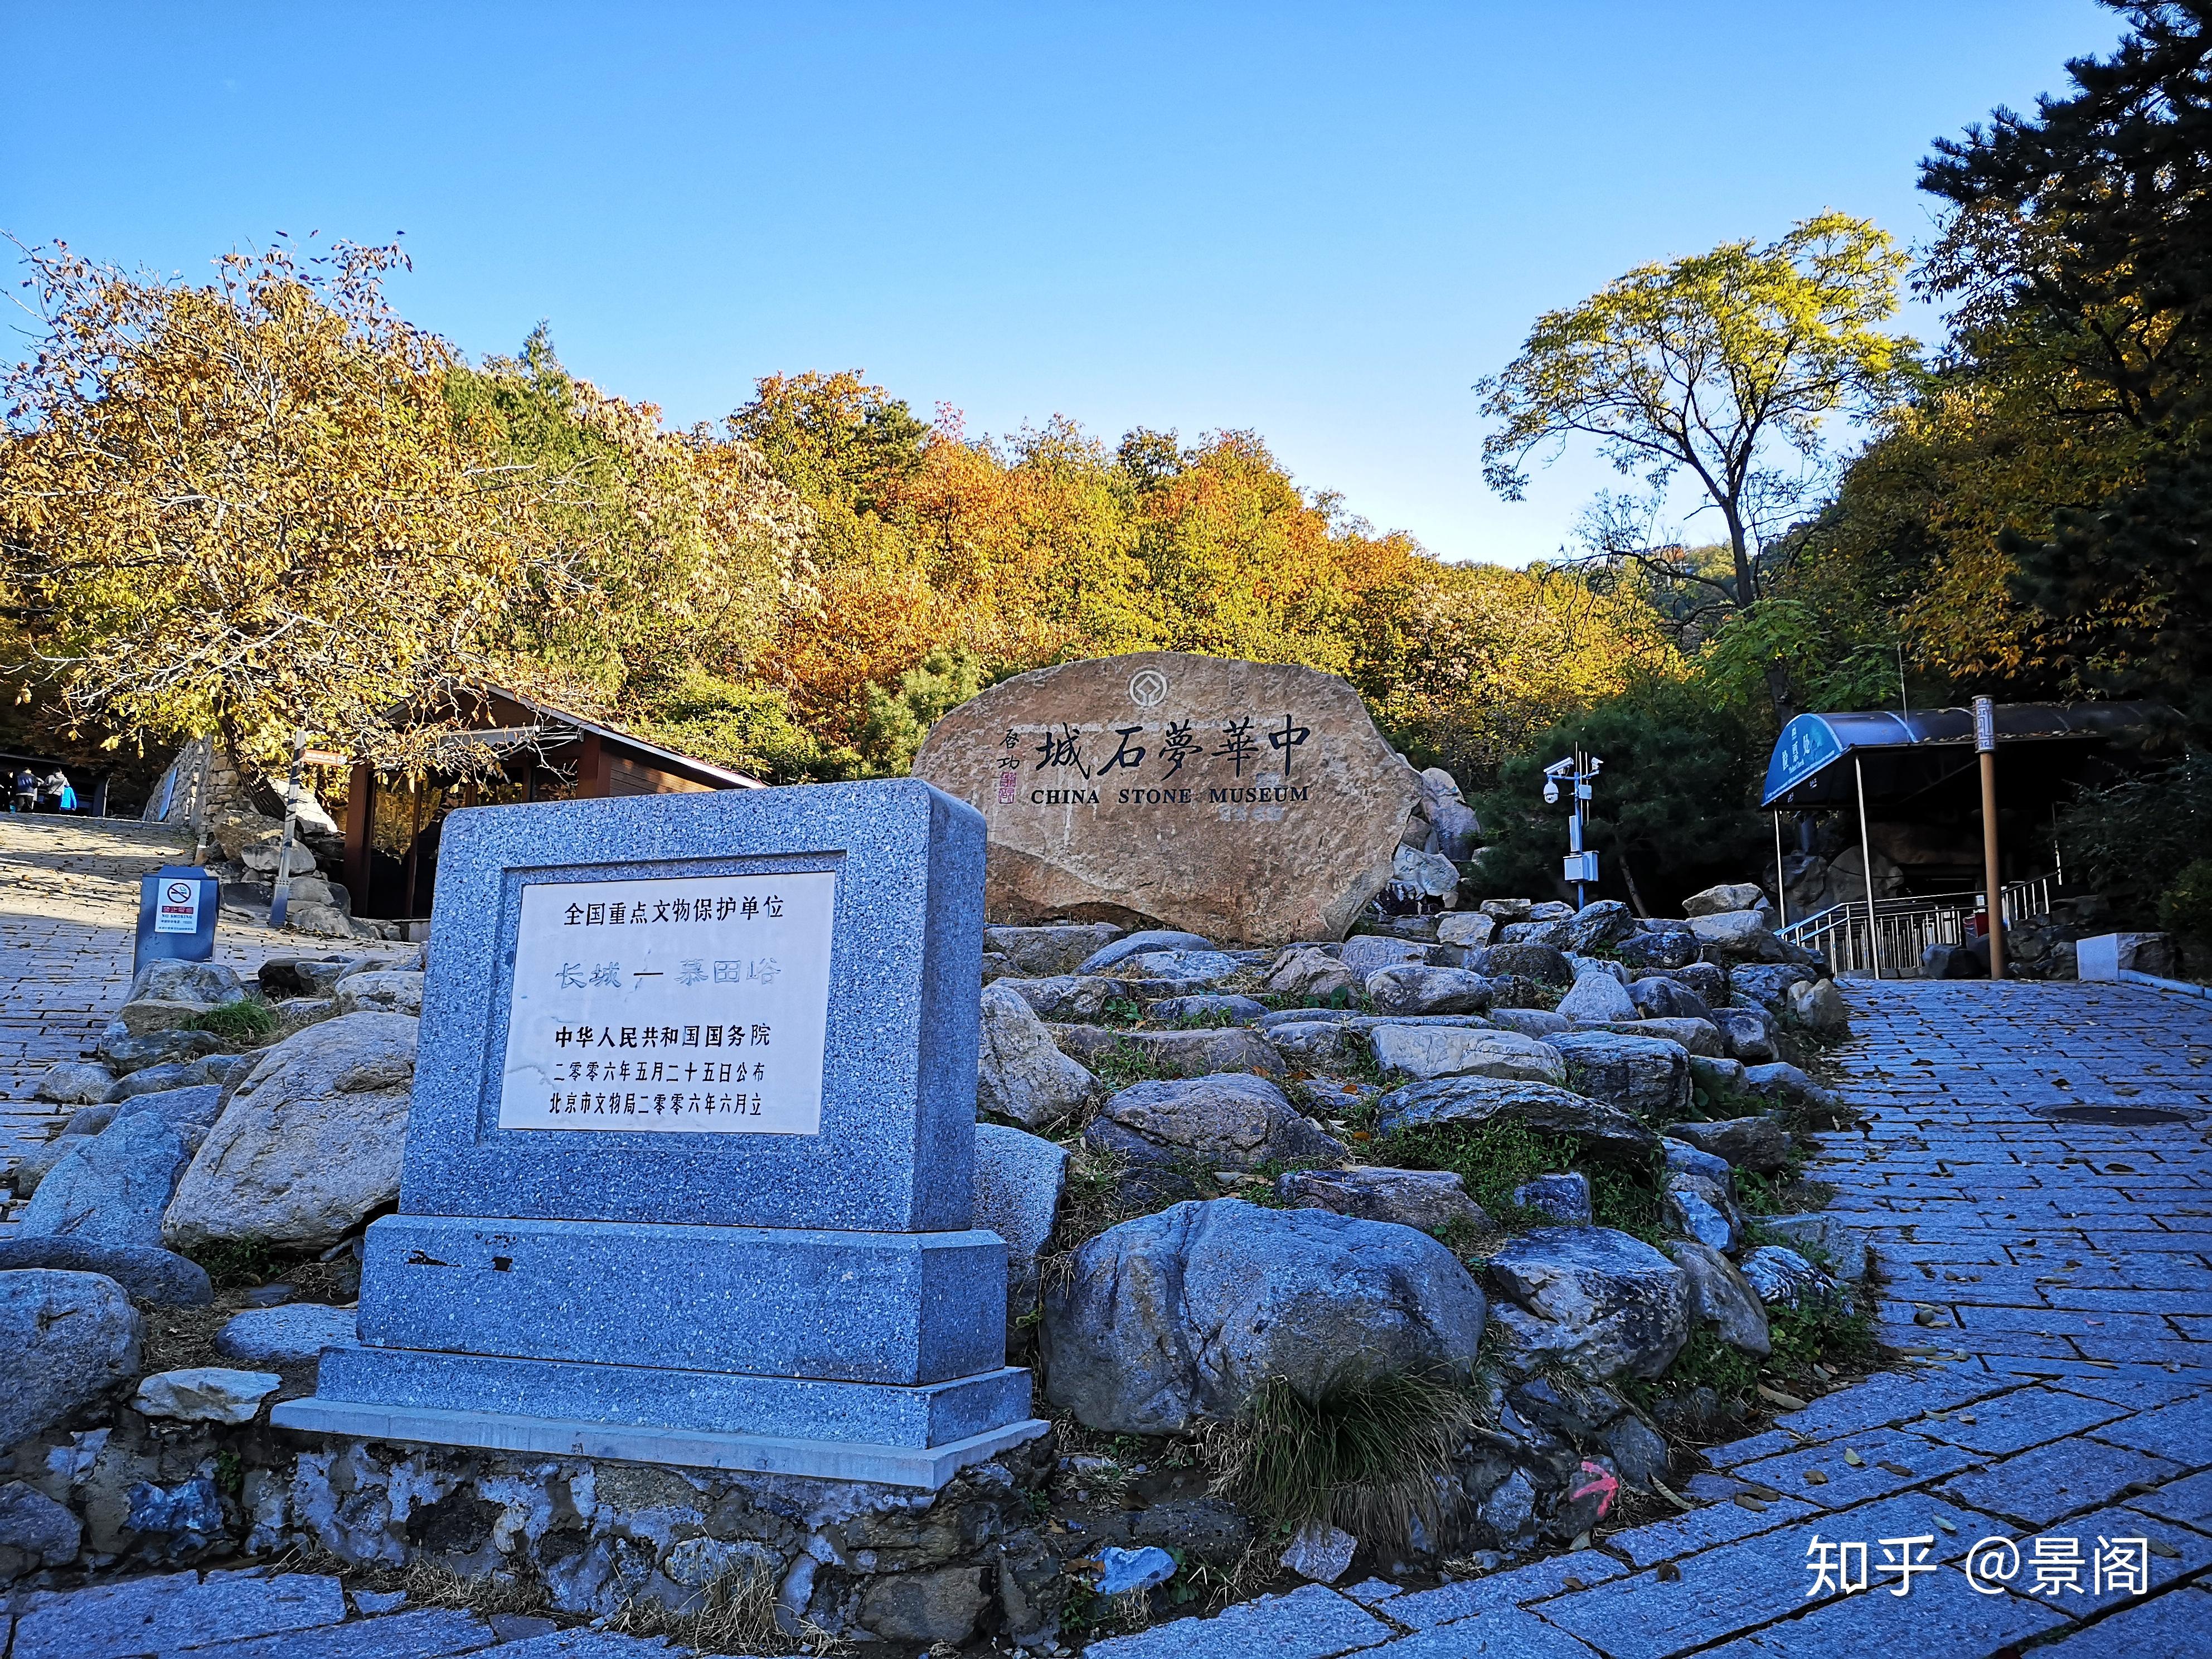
1542 780 1559 805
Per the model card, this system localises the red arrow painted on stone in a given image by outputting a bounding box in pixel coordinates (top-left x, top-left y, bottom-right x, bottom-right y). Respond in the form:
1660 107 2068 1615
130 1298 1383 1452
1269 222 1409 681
1570 1460 1619 1518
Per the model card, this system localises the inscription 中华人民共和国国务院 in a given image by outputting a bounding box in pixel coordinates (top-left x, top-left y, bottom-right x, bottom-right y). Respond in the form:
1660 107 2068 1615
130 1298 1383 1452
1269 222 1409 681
497 868 836 1135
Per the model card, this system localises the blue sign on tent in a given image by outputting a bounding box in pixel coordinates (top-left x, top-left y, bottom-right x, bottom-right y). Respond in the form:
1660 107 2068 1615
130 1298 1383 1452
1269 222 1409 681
1762 715 1845 806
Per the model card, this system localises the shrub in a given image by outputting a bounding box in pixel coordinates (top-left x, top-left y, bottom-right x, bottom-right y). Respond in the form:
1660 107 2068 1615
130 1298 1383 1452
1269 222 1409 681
2158 856 2212 962
2059 752 2212 925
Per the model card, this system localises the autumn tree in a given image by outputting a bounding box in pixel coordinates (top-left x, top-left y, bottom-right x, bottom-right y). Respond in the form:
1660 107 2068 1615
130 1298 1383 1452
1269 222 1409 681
1348 556 1674 787
445 329 813 771
0 246 812 780
720 379 1684 787
1477 213 1918 714
0 237 533 769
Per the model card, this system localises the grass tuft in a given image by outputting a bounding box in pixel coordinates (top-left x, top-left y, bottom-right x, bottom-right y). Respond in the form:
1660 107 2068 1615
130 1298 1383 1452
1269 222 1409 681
1379 1119 1579 1220
1090 1037 1169 1088
1382 1118 1667 1240
1206 1367 1475 1553
608 1561 789 1655
1585 1153 1666 1243
1338 1038 1388 1088
402 1559 549 1618
180 996 279 1044
1767 1289 1876 1376
1035 1143 1149 1296
185 1235 280 1289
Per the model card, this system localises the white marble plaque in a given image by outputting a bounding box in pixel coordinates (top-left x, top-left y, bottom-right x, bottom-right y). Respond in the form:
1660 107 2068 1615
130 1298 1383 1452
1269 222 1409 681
497 870 835 1134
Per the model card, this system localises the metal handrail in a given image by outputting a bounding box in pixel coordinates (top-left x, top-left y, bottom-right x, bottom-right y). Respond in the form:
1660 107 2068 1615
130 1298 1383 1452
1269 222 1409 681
1781 877 2054 978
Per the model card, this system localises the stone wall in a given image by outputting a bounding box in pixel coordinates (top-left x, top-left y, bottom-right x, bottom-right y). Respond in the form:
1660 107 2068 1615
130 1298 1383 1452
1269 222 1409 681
3 1410 1065 1650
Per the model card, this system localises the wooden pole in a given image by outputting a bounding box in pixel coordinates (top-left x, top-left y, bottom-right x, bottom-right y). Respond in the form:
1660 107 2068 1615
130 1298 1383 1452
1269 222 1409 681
1855 754 1880 980
1773 810 1788 927
190 737 214 864
1976 696 2005 981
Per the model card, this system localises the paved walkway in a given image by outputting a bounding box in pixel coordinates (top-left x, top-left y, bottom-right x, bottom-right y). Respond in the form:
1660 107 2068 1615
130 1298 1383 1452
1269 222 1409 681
1086 979 2212 1658
0 1570 693 1658
0 816 387 1167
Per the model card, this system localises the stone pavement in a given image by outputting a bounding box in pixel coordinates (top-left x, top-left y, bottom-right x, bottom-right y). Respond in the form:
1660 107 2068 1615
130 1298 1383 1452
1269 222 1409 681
1087 979 2212 1657
0 815 399 1169
0 1565 698 1657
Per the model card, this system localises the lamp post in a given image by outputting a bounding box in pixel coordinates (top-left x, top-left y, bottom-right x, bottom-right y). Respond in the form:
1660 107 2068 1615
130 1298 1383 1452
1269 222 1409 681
1543 751 1604 910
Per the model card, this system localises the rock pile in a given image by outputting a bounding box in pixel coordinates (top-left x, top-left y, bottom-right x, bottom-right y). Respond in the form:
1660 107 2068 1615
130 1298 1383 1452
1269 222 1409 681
4 943 424 1585
979 884 1868 1571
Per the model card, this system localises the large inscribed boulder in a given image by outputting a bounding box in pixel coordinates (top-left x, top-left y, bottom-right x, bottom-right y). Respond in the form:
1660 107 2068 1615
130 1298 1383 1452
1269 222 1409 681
913 652 1419 944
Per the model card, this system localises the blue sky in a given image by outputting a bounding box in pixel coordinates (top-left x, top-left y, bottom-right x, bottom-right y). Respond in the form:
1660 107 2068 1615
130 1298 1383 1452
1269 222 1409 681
4 1 2122 566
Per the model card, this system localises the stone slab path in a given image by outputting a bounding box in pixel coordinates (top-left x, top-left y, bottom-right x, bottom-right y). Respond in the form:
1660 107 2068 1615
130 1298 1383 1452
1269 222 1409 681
0 816 399 1170
0 1566 696 1657
1088 979 2212 1658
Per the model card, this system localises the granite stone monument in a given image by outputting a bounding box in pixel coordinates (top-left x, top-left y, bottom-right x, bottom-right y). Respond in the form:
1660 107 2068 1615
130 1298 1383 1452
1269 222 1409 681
913 651 1420 944
274 778 1045 1488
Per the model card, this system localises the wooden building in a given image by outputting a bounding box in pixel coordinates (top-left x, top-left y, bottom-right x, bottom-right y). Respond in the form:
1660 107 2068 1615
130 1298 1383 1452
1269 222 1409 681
339 689 763 922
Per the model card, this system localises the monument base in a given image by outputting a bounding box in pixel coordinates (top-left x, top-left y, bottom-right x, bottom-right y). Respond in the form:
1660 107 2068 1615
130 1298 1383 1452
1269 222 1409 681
313 1344 1034 1445
357 1214 1008 1384
269 1397 1049 1490
279 1330 1044 1491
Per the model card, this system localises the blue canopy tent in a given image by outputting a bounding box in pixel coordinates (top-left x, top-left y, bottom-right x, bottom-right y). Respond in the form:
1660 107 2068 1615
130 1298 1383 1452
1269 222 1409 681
1756 701 2170 976
1760 702 2164 813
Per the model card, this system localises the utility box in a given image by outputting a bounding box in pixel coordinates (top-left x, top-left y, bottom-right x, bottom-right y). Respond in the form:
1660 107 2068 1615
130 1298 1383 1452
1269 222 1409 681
1563 852 1599 885
135 866 220 977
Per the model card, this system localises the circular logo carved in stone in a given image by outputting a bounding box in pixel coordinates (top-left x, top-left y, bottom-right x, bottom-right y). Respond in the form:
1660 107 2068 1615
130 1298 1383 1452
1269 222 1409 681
1128 668 1170 709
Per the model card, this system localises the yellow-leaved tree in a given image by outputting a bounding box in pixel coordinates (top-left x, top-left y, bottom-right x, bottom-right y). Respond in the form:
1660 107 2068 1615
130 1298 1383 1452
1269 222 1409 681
1478 212 1918 716
0 238 528 768
0 243 812 776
